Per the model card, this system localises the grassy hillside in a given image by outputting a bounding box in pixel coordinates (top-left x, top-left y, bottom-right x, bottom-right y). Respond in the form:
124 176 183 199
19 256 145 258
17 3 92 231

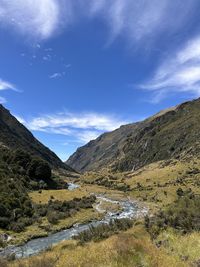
115 99 200 172
67 98 200 173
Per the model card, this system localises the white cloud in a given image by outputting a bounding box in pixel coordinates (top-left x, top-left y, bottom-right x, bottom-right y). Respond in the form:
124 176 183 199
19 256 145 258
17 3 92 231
0 78 17 103
0 0 198 42
85 0 198 43
75 130 101 143
0 0 64 40
140 36 200 103
0 78 15 91
21 111 127 143
26 112 126 132
49 73 63 79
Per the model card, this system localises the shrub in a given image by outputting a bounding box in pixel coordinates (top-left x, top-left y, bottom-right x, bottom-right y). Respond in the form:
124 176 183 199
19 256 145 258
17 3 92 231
146 190 200 239
47 211 59 224
74 218 133 244
10 221 25 232
28 158 51 181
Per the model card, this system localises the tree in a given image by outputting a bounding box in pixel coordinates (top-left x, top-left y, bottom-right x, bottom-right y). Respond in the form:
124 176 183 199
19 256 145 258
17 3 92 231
28 158 51 181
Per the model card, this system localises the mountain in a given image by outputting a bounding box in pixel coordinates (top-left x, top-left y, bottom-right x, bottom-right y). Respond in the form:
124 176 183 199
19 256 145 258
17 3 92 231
67 98 200 172
0 104 75 232
0 104 72 171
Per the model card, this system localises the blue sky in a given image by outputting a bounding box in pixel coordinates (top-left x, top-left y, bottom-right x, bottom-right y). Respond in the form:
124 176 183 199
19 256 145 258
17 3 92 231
1 0 200 161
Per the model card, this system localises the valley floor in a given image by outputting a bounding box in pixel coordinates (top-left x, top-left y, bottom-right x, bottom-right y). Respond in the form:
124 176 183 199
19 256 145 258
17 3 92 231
1 157 200 266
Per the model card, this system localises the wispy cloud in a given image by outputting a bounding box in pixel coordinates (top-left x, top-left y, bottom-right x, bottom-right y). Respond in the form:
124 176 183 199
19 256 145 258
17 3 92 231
141 36 200 103
26 112 127 131
0 0 64 40
0 0 198 43
0 78 16 91
0 78 17 103
49 72 65 79
21 111 128 143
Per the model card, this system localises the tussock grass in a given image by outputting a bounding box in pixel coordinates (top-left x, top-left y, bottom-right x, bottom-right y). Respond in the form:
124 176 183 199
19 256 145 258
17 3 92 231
29 189 89 204
8 225 189 267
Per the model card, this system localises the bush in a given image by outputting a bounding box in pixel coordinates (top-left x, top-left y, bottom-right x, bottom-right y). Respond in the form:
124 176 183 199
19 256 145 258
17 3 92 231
47 211 59 224
28 158 51 181
74 218 133 244
10 221 25 232
146 191 200 239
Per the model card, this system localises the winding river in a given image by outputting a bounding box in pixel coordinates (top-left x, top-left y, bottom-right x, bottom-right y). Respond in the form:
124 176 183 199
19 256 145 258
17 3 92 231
0 185 148 259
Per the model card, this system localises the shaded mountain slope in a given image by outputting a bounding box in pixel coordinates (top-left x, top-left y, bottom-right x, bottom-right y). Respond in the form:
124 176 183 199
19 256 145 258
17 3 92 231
67 123 139 172
67 98 200 172
0 104 72 171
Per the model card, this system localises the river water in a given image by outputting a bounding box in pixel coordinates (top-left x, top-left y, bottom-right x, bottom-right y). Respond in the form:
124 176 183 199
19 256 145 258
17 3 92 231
0 185 148 258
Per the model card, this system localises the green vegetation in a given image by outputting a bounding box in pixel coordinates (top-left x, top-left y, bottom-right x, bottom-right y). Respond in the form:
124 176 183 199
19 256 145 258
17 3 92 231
35 195 96 225
145 189 200 239
0 147 69 232
2 99 200 266
74 218 133 244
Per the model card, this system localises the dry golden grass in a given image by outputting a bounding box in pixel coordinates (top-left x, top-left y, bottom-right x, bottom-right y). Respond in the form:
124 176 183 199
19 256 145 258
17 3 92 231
9 225 190 267
157 229 200 263
29 184 125 205
29 188 89 204
4 159 200 266
123 158 200 208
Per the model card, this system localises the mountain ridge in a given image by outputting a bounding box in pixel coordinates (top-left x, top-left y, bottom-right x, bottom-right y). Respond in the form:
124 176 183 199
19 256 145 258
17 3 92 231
66 98 200 172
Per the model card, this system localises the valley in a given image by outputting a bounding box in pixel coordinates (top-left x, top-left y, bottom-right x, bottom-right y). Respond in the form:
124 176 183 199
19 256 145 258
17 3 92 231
0 99 200 266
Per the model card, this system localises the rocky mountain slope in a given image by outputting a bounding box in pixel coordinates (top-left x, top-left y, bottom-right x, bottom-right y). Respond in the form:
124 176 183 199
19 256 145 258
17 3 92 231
67 98 200 172
0 104 72 170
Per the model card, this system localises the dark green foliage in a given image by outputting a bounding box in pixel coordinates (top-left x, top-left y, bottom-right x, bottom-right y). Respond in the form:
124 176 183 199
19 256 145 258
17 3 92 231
0 147 64 231
0 149 34 231
28 158 52 181
35 195 96 225
73 218 133 244
145 190 200 239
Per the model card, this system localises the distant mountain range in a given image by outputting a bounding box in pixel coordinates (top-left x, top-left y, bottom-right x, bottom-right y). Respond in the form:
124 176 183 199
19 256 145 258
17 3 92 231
0 104 72 171
67 98 200 172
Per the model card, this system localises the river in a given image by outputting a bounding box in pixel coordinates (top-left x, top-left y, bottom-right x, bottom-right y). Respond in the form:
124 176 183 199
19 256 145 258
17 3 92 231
0 184 148 258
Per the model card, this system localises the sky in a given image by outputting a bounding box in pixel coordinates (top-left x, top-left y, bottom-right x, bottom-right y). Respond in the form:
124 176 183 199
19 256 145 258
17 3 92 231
1 1 200 161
